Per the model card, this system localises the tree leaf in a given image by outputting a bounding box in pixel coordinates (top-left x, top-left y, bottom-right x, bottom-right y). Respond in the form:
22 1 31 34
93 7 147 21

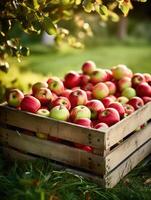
20 47 30 56
42 17 57 35
99 5 108 16
119 0 132 17
0 62 9 73
83 0 94 13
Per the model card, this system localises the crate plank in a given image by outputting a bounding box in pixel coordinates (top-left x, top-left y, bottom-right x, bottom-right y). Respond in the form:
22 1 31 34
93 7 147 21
105 139 151 188
0 105 105 148
3 146 105 186
3 147 36 161
105 122 151 173
105 102 151 149
0 126 105 175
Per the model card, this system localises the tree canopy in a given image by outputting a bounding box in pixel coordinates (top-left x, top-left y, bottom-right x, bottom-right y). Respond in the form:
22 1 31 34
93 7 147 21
0 0 146 72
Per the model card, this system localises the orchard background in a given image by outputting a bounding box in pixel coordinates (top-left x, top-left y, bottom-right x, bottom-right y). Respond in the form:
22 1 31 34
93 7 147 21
0 0 151 199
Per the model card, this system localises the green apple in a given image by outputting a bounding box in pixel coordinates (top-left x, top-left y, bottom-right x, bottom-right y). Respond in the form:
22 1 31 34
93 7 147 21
70 105 91 121
37 109 50 117
92 82 109 100
49 105 69 121
6 89 24 107
116 96 129 105
122 87 136 99
36 132 48 140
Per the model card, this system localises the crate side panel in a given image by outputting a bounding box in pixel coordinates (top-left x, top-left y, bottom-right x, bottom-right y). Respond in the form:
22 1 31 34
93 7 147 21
105 102 151 149
0 126 105 175
105 122 151 173
0 106 105 148
3 146 105 186
105 139 151 188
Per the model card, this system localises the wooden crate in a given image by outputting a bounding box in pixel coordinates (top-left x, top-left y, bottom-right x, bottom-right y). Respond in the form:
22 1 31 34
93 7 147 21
0 102 151 188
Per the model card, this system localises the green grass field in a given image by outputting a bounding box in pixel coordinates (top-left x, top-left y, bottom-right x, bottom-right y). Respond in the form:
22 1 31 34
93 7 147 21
19 43 151 76
0 42 151 200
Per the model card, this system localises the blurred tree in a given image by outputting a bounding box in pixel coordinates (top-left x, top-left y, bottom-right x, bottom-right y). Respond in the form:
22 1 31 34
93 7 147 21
0 0 146 72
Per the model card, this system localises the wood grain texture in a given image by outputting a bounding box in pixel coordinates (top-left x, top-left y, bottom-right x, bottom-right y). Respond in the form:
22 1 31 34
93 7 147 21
105 122 151 173
0 105 105 148
2 146 105 186
0 126 105 175
105 102 151 149
105 139 151 188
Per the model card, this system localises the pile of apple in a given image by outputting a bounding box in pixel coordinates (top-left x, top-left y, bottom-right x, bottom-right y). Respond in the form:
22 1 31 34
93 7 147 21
6 61 151 149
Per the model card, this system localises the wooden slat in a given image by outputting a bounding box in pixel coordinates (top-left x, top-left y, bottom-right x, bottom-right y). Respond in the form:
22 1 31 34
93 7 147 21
3 147 36 161
0 126 105 175
3 146 105 186
105 122 151 173
0 105 105 148
105 102 151 149
105 139 151 188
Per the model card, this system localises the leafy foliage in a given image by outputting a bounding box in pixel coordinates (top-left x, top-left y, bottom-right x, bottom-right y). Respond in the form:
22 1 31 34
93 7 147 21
0 0 145 70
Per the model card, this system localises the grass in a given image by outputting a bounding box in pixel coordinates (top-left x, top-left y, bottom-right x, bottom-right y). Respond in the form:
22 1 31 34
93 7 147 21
0 41 151 199
17 43 151 77
0 153 151 200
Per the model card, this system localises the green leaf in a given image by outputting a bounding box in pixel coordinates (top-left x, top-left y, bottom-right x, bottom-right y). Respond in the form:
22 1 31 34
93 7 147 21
32 0 40 9
99 5 108 16
20 47 30 56
42 17 57 35
75 0 82 5
83 0 94 13
0 62 9 73
119 0 132 16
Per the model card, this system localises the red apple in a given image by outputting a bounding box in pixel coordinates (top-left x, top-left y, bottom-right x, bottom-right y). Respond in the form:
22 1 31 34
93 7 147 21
136 82 151 97
98 108 120 126
52 92 58 101
32 82 48 95
34 87 53 105
49 105 70 121
74 118 92 128
142 96 151 104
20 96 41 113
105 69 113 81
80 74 90 86
116 96 129 105
132 73 145 88
74 143 93 152
118 77 132 91
123 104 135 116
6 89 24 107
69 89 87 108
112 64 133 80
70 105 91 122
94 122 109 130
47 77 64 95
92 82 109 100
105 81 116 95
86 91 92 100
82 60 96 75
128 97 144 110
48 135 61 143
61 89 72 99
51 96 71 110
101 96 115 108
86 100 105 119
81 83 93 91
143 73 151 82
108 102 125 118
64 71 81 88
90 69 108 84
